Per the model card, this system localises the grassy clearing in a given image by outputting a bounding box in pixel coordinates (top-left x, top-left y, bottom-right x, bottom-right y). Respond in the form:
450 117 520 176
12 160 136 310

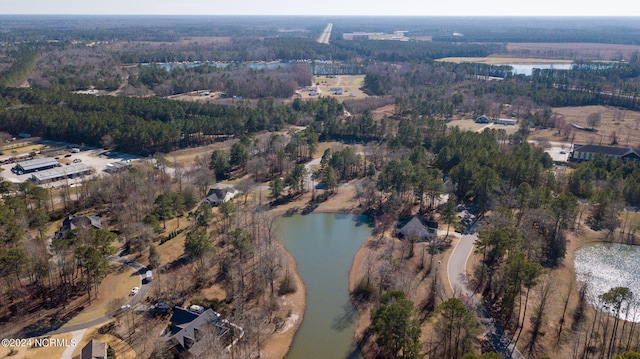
447 119 489 132
505 42 640 61
63 264 140 326
531 105 640 145
307 75 368 101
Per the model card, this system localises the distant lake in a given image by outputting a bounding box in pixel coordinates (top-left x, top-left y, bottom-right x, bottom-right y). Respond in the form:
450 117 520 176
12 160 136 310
145 61 289 71
499 63 574 76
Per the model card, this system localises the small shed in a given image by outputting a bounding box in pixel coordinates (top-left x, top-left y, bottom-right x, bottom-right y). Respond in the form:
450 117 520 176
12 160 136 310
145 270 153 283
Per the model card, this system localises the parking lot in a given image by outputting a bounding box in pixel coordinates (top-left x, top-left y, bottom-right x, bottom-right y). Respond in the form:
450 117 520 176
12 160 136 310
0 143 142 187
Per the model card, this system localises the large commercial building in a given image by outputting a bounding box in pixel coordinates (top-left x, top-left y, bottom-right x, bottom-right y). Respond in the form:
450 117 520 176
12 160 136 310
30 163 93 184
13 157 60 174
571 144 640 163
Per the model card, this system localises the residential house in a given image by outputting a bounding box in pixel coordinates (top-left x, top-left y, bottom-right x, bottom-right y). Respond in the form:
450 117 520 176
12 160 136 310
163 307 230 358
56 215 103 239
396 215 438 241
204 188 238 207
81 339 108 359
474 115 491 124
571 144 640 163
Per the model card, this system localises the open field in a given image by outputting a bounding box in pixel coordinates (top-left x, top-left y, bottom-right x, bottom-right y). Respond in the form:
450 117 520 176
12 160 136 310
531 105 640 146
0 333 72 359
504 42 640 61
447 119 491 132
437 57 574 65
63 263 141 327
301 75 368 101
447 119 521 135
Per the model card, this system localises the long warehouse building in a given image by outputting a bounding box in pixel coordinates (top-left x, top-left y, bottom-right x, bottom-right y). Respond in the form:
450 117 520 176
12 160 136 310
30 163 93 184
13 157 60 174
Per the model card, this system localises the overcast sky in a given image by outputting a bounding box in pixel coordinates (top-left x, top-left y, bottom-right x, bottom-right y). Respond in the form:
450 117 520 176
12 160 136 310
1 0 637 16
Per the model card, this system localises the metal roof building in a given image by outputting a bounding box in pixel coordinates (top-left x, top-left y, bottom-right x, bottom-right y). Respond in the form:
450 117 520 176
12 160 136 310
14 157 60 174
30 163 93 184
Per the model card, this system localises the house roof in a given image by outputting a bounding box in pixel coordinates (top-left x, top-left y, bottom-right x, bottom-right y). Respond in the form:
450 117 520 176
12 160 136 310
573 144 636 156
81 339 107 359
166 307 229 356
62 215 103 232
396 215 438 239
204 188 236 205
475 115 491 123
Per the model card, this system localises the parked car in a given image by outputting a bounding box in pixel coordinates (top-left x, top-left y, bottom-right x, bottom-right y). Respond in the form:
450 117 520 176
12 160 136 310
64 154 72 158
130 287 140 296
73 158 82 163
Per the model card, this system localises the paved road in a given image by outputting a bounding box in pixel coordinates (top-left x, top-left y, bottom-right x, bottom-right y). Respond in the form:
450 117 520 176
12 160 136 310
447 231 524 359
42 253 151 336
317 23 333 44
447 233 475 296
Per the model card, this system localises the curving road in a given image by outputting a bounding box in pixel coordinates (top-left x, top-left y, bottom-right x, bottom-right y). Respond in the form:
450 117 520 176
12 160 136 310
40 253 151 336
447 231 524 359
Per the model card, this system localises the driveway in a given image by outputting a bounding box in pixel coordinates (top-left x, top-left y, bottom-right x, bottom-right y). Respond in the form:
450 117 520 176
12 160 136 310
42 253 151 336
446 230 524 359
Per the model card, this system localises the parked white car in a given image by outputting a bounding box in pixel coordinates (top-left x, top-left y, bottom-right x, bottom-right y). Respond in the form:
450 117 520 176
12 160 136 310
130 287 140 296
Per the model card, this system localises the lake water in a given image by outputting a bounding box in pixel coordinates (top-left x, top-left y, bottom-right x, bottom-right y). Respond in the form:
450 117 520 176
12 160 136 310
502 63 573 76
574 242 640 322
276 213 373 359
147 61 289 72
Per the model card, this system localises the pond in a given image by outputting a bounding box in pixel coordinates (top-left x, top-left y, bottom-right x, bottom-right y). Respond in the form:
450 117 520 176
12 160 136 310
500 63 574 76
574 242 640 322
144 61 289 72
276 213 373 359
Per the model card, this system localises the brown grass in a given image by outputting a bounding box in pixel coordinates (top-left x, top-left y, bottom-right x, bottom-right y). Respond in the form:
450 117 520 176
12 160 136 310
305 75 368 101
531 105 640 146
504 43 640 61
0 333 72 359
63 263 141 327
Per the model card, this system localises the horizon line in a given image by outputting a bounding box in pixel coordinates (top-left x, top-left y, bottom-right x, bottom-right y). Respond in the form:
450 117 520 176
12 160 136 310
2 14 640 18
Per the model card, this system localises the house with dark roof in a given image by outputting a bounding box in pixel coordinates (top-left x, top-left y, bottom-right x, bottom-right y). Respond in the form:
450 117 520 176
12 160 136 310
396 215 438 241
571 144 640 163
163 307 230 358
55 215 103 239
203 188 238 207
81 339 108 359
475 115 491 124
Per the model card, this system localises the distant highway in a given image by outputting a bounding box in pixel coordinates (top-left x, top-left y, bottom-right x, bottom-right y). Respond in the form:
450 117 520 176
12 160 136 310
317 23 333 44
